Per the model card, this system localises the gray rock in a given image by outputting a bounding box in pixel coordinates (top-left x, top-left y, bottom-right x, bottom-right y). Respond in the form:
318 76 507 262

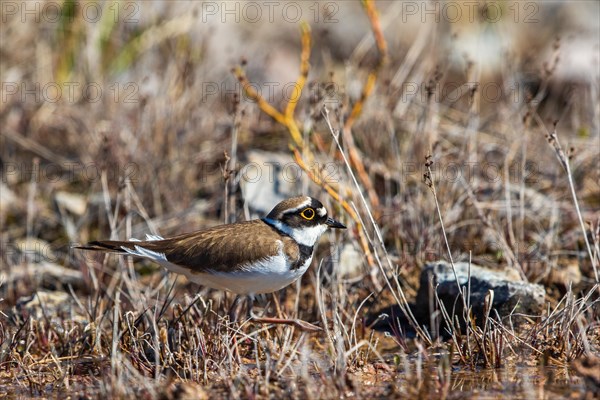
239 150 344 217
240 150 302 216
415 261 546 324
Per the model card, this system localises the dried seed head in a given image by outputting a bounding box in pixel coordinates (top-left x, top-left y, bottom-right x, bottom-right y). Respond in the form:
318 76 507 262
423 172 433 188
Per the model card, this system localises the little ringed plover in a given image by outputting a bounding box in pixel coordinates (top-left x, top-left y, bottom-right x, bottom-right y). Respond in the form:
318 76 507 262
77 196 346 330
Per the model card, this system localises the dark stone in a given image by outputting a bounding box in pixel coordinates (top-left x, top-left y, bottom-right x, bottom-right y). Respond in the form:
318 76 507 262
415 261 546 324
368 261 546 337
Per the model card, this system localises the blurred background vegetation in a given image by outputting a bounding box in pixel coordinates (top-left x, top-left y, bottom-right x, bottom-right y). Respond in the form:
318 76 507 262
1 1 599 398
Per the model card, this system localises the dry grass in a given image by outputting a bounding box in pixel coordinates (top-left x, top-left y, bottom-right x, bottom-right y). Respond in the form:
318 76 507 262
1 1 599 399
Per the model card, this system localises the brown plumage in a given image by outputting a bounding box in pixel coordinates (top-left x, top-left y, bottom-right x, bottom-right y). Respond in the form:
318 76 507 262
77 219 306 273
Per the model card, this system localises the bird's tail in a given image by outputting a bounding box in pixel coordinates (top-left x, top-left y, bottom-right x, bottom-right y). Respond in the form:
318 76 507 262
75 240 134 254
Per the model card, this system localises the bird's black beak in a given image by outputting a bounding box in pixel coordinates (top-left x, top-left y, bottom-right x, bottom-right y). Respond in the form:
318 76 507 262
326 217 346 229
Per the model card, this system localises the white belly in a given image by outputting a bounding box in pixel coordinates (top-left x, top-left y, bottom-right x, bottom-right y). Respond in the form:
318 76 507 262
158 255 312 295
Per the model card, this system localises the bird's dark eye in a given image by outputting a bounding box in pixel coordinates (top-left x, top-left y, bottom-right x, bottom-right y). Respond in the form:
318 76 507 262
300 208 315 220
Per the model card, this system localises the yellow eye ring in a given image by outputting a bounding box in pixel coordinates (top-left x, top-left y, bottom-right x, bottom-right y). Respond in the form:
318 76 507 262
301 208 315 220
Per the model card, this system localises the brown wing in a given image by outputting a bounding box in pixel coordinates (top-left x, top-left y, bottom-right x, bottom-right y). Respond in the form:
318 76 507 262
77 220 295 273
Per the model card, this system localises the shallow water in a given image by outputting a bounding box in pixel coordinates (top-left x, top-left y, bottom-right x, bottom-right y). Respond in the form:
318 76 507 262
349 355 590 399
448 365 585 398
0 362 592 399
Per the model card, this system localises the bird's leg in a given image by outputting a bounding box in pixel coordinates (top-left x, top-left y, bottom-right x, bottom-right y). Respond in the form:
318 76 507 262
246 295 255 318
249 293 321 332
272 292 284 319
227 295 248 363
228 294 246 324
